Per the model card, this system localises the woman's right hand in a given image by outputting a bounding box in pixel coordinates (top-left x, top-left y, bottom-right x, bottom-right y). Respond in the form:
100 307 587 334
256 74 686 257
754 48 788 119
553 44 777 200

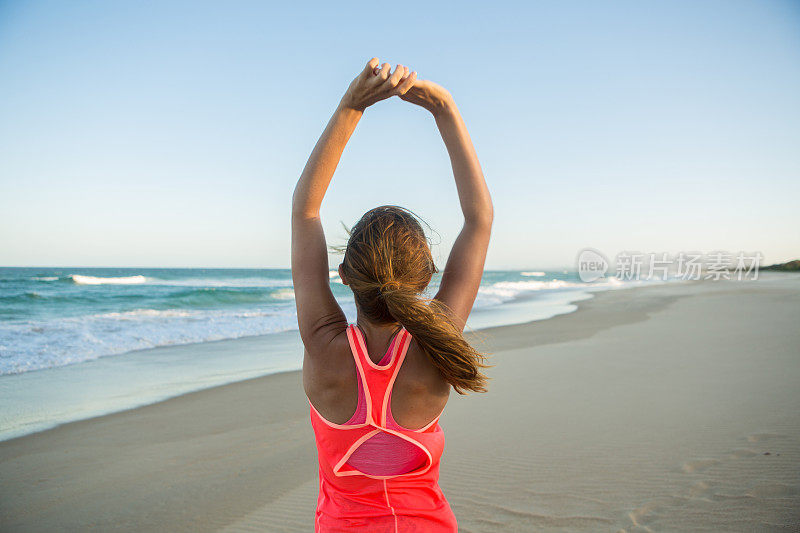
399 78 454 115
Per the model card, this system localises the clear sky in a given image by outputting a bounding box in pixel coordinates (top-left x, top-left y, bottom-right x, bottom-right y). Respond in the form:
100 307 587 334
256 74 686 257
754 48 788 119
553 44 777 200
1 0 798 269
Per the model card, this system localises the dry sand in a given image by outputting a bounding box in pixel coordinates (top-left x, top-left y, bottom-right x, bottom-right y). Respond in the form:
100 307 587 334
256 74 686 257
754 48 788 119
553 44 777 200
1 276 799 531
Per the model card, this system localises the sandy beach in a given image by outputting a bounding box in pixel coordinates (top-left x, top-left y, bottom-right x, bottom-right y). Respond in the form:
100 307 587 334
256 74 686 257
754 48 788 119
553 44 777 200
2 276 798 531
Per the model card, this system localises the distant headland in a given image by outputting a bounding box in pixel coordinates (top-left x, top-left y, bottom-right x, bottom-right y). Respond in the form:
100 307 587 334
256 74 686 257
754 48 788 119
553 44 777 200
763 259 800 272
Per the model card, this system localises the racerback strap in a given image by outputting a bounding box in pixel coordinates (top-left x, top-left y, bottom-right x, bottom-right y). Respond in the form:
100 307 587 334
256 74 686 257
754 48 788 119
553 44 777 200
347 324 411 427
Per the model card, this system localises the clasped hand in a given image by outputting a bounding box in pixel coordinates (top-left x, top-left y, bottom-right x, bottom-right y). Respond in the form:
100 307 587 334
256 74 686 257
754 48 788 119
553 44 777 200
340 57 453 115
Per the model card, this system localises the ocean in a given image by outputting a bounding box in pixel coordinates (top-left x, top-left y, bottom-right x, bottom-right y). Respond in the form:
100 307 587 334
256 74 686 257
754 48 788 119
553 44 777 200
0 267 647 440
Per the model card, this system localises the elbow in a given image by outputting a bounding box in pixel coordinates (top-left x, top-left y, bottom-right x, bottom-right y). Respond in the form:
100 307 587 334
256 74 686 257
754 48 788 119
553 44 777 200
292 206 320 220
291 191 320 220
485 203 495 226
466 203 494 229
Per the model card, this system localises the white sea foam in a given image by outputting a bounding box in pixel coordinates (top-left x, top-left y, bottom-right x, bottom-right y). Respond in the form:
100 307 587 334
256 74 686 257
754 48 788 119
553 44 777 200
271 288 296 300
71 274 147 285
101 309 195 319
69 274 292 288
521 271 546 277
0 306 303 375
475 276 634 307
147 277 291 288
477 279 580 306
33 276 59 281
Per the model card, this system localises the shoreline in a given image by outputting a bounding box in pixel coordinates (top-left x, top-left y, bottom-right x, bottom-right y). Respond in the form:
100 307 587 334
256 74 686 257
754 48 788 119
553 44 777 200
0 280 670 445
0 278 667 442
0 267 607 378
2 276 798 531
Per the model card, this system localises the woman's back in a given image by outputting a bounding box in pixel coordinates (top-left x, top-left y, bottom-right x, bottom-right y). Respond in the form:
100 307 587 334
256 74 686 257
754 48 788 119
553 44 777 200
305 324 450 432
307 324 458 531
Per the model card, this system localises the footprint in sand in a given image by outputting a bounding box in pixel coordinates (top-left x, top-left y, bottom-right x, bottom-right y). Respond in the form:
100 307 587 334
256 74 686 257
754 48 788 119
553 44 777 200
678 432 794 504
745 483 799 499
688 480 713 498
726 448 758 459
747 432 787 443
681 458 720 474
628 495 688 530
682 433 785 475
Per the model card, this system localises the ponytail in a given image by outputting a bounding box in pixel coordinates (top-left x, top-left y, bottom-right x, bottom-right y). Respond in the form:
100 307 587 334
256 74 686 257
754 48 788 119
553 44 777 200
333 205 491 395
379 281 490 394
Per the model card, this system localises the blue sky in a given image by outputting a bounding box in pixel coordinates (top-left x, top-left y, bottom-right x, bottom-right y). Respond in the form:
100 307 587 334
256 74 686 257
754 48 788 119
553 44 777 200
1 0 798 269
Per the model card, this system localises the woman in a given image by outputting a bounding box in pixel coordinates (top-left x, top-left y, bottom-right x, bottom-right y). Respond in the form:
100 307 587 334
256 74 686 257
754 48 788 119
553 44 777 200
291 57 493 532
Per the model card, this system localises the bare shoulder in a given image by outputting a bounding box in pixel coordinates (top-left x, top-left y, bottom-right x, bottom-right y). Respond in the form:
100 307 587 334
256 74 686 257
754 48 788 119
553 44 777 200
302 325 354 396
391 337 451 429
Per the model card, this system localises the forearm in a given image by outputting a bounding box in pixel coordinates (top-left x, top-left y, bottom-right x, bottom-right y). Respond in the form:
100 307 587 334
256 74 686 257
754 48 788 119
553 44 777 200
433 102 493 225
292 101 363 218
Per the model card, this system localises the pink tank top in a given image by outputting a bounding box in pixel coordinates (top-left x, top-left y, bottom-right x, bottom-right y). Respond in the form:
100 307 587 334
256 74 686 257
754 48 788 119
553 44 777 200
343 326 428 476
307 324 457 531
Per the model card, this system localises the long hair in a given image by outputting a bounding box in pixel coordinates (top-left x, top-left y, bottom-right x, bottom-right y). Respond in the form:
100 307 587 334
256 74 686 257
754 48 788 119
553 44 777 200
331 205 490 394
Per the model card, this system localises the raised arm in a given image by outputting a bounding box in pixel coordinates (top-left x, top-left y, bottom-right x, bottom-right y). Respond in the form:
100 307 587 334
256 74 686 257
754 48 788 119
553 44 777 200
401 80 493 331
291 58 417 352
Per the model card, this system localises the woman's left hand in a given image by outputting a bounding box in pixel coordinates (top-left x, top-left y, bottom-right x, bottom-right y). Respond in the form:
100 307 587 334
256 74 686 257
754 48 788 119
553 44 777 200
340 57 417 112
